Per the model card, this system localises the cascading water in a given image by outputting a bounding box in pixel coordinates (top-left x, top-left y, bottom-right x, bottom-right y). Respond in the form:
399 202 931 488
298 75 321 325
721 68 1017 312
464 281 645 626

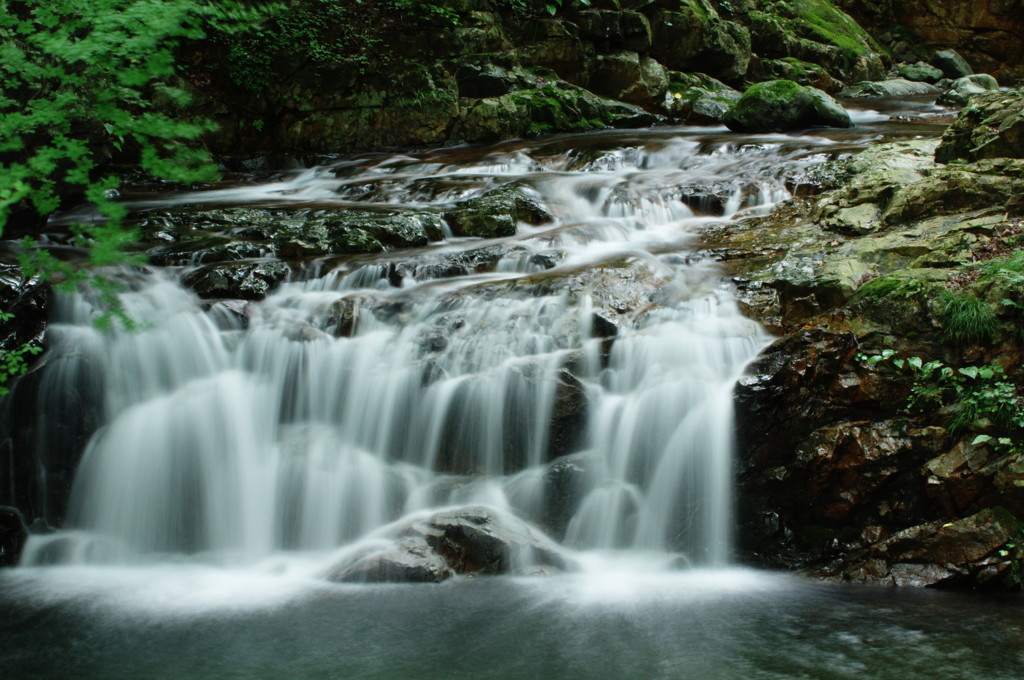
11 129 849 574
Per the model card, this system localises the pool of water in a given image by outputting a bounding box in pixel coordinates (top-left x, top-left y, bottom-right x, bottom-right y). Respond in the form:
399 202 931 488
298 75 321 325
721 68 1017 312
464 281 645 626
2 566 1021 680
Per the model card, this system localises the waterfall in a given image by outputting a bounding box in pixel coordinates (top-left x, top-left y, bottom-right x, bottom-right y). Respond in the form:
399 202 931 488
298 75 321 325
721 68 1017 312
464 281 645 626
8 131 828 572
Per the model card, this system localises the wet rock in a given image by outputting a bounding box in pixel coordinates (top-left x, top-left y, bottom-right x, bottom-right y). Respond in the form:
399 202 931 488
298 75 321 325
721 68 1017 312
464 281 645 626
181 261 290 300
898 61 943 84
445 185 552 238
844 78 942 97
507 452 595 540
935 88 1024 162
0 506 29 567
931 49 973 79
842 508 1024 588
724 80 851 133
324 505 569 583
937 74 1001 107
326 536 454 583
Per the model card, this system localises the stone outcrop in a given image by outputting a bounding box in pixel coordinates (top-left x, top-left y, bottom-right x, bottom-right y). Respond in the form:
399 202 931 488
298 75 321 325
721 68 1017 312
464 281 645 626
935 88 1024 162
837 0 1024 83
709 107 1024 587
181 0 886 158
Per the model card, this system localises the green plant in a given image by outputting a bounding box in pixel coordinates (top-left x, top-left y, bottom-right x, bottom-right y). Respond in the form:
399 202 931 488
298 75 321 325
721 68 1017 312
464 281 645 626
857 350 1024 447
939 291 997 345
0 0 263 389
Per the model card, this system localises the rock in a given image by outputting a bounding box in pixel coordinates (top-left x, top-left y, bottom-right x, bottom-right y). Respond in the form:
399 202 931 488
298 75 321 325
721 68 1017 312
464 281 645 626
937 74 1001 107
0 506 29 567
898 61 944 84
326 536 454 583
324 505 569 583
935 89 1024 162
650 5 752 83
665 72 742 123
724 80 852 133
754 57 844 93
445 185 552 238
746 1 886 82
506 452 595 540
844 78 942 97
843 508 1024 587
588 51 668 110
181 261 290 300
931 48 974 79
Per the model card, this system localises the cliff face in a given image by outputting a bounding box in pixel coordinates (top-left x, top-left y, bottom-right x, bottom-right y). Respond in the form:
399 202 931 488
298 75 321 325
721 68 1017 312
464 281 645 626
182 0 886 159
838 0 1024 82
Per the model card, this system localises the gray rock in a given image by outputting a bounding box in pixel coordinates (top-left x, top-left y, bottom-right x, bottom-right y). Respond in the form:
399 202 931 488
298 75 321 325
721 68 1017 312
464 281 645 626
937 74 1001 107
898 61 944 84
844 78 942 97
931 49 974 79
324 505 570 583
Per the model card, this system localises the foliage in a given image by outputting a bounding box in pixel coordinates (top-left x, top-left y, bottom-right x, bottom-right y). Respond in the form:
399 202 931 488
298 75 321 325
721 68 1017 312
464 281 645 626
0 0 263 390
857 350 1024 448
0 311 41 396
224 0 460 90
939 290 997 345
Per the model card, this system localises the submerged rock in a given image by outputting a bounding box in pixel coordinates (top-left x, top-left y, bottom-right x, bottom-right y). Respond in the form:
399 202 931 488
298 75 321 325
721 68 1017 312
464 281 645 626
724 79 852 133
325 506 569 583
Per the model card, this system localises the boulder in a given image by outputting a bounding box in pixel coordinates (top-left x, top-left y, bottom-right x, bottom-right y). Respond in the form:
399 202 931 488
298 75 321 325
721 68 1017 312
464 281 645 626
937 74 1002 107
898 61 943 84
325 506 570 583
0 506 29 567
724 80 852 133
931 48 973 79
665 72 742 123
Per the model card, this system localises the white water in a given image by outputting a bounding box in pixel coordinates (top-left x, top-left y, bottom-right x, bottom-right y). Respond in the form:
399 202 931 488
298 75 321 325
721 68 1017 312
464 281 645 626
15 131 846 575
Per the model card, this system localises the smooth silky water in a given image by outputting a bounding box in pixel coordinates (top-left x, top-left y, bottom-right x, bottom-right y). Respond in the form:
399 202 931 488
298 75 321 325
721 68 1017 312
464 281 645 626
4 98 1021 679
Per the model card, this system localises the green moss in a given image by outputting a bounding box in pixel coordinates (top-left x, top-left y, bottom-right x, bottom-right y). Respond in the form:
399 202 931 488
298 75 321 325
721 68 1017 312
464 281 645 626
789 0 876 67
854 273 930 302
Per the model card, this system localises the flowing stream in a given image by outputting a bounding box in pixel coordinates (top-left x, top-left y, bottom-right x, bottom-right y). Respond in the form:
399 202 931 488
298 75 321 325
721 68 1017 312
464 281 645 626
4 98 1021 679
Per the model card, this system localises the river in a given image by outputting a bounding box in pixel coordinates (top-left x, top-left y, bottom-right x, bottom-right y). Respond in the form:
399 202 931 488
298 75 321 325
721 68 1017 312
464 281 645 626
3 97 1022 679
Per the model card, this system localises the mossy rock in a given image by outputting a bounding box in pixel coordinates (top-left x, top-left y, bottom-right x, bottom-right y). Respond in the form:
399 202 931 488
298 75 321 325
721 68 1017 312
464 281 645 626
935 89 1024 163
445 185 553 238
724 79 851 132
897 61 943 84
755 57 843 93
747 1 886 82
